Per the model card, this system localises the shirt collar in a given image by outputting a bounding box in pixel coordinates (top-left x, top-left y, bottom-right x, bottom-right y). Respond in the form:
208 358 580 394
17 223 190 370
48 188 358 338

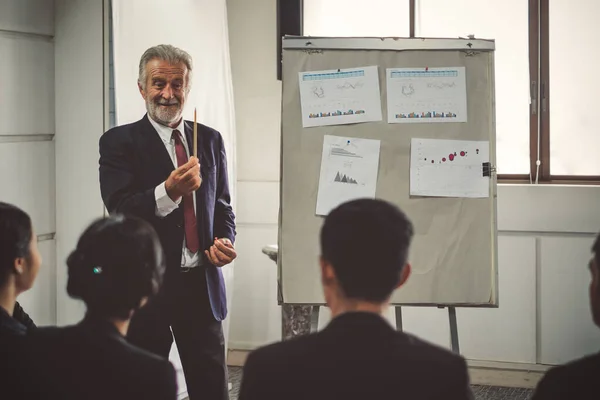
147 114 185 144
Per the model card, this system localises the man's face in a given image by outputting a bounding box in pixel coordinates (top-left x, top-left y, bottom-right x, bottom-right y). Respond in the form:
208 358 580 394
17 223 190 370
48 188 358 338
589 256 600 327
139 58 188 127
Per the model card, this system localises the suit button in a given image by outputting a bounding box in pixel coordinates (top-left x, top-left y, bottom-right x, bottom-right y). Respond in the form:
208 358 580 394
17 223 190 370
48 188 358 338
176 223 182 228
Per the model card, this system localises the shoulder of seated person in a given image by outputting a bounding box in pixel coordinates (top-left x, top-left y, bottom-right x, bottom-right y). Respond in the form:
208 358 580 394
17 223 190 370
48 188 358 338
549 352 600 378
23 326 73 350
246 333 321 365
399 332 468 366
28 326 64 338
123 340 175 366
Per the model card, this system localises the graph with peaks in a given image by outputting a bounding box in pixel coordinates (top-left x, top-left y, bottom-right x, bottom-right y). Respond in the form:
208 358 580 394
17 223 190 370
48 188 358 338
334 172 358 184
316 135 381 216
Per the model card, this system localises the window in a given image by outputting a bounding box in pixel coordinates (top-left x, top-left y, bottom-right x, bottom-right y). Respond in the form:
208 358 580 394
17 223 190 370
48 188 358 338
415 0 530 176
546 0 600 178
302 0 600 183
303 0 410 38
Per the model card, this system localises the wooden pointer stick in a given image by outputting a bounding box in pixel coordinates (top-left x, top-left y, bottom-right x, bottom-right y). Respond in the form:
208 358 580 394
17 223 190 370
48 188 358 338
193 108 198 158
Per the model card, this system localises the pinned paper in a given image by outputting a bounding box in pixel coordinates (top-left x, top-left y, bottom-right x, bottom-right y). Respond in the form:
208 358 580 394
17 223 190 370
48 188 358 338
316 135 381 215
299 66 383 128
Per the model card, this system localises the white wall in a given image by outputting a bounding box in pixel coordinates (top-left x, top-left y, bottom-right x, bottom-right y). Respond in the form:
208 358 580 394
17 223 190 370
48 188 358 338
0 0 57 326
54 0 106 325
227 0 283 347
226 0 600 366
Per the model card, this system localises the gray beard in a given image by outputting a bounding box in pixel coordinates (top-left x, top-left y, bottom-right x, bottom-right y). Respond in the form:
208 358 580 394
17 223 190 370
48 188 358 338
146 99 182 126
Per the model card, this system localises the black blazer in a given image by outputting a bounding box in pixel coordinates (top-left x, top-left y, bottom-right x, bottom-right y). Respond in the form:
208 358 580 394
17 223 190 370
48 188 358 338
532 352 600 400
239 312 474 400
99 115 236 320
0 302 33 337
10 317 177 400
0 303 34 397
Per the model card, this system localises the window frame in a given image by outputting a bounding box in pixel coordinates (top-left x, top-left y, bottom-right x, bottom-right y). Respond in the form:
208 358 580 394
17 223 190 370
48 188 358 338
537 0 600 183
300 0 600 184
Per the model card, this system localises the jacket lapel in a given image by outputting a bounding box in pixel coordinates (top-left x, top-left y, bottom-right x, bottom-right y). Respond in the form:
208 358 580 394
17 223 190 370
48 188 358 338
139 114 176 179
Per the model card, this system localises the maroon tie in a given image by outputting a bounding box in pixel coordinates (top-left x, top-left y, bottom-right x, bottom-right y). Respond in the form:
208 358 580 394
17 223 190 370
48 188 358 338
172 129 200 253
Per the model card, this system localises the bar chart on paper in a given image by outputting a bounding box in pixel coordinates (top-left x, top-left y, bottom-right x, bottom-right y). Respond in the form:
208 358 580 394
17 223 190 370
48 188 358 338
387 67 468 123
299 66 383 128
410 138 489 198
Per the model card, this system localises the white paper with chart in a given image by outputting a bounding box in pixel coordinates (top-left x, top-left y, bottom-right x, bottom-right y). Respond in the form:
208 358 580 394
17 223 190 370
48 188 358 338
387 67 467 123
316 135 381 215
410 138 489 198
299 66 383 128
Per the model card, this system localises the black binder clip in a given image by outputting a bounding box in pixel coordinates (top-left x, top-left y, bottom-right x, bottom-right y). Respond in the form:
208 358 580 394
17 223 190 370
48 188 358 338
482 162 496 177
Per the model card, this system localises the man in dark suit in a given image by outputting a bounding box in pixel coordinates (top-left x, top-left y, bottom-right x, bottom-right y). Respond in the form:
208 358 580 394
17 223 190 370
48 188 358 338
532 233 600 400
239 199 473 400
99 44 236 400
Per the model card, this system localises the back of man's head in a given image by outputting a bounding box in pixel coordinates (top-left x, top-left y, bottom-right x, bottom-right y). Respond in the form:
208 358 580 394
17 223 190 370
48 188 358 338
320 199 414 303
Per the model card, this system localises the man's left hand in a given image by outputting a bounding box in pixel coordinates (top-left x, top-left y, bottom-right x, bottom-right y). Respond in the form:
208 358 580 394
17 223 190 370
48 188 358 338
205 238 237 267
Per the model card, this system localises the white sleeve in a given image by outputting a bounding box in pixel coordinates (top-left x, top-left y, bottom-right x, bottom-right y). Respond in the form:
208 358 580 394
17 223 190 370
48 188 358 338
155 182 181 217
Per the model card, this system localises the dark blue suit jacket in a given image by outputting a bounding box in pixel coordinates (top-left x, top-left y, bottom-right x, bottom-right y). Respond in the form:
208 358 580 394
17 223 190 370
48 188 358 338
240 312 473 400
99 114 235 320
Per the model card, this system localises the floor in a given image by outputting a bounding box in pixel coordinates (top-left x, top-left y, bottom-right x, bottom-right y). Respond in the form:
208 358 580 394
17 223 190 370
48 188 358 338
225 367 534 400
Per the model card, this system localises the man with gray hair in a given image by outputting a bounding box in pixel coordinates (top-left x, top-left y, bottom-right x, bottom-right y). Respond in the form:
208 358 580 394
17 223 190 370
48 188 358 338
99 44 236 400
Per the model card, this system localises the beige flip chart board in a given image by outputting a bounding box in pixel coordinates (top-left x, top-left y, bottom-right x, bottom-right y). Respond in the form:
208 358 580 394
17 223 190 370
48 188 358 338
279 37 498 307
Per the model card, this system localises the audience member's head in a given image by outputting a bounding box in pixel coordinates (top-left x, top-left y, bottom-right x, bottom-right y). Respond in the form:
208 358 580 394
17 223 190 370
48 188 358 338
66 215 165 321
319 199 414 314
590 233 600 327
0 202 41 314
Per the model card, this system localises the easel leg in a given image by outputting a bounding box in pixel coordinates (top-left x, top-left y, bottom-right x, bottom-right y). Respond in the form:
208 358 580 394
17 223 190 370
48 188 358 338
310 306 320 333
448 306 460 354
282 304 313 340
395 306 403 331
281 303 291 340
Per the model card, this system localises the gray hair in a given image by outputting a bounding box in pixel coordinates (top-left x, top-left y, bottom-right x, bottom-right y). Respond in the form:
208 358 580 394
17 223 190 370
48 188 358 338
138 44 193 92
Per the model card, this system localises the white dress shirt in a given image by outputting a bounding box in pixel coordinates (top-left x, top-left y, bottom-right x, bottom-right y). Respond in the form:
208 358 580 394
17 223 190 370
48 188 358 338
149 116 201 269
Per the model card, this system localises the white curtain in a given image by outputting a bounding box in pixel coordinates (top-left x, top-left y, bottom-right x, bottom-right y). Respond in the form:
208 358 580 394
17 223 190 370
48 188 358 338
111 1 236 397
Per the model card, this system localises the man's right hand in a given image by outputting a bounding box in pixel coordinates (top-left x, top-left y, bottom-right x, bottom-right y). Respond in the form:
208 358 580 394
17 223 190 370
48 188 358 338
165 156 201 201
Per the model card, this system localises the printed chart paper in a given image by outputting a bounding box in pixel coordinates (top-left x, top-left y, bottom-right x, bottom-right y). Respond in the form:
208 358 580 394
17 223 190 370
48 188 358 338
316 135 381 215
299 66 383 128
387 67 467 124
410 138 489 198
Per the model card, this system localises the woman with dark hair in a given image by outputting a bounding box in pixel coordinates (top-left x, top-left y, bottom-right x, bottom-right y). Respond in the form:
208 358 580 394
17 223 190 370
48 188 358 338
0 202 41 337
18 214 176 400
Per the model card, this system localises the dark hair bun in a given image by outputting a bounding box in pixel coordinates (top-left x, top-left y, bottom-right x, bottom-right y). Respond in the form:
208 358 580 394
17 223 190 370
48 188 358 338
66 249 102 299
66 215 165 319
